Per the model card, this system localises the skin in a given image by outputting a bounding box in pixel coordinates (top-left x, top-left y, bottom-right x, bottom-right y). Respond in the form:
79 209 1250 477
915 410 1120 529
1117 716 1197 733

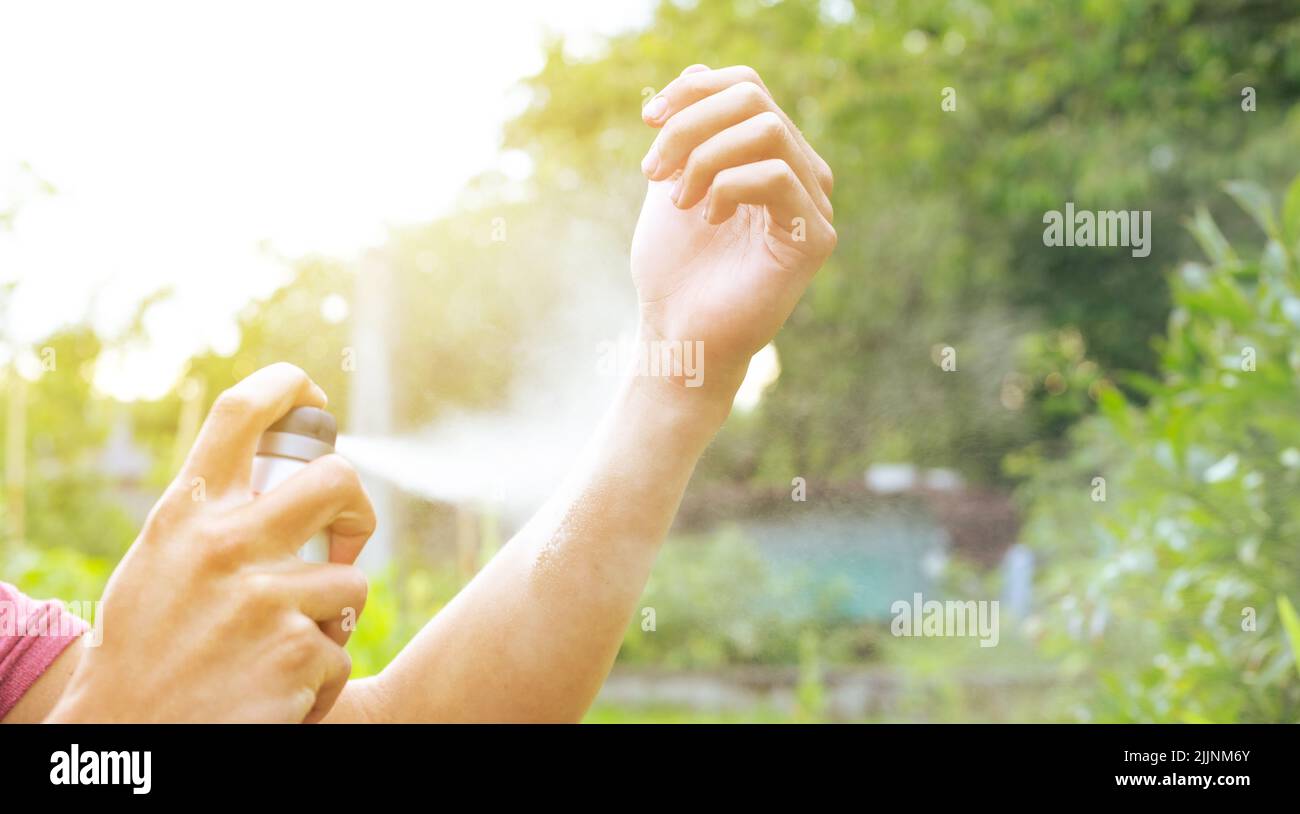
5 63 834 723
12 364 376 723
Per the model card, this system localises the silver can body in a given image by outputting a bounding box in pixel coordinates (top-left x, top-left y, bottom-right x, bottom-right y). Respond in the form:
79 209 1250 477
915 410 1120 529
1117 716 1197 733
250 429 335 561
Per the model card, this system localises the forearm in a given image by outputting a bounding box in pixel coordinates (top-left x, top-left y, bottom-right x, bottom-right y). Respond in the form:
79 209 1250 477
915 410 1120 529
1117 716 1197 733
361 371 732 722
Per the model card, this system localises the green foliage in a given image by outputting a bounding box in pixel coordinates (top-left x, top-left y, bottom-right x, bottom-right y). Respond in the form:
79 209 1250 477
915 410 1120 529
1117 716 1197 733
506 0 1300 485
0 544 113 608
1277 595 1300 677
344 564 462 679
617 528 870 667
1019 175 1300 722
0 328 139 560
794 629 827 722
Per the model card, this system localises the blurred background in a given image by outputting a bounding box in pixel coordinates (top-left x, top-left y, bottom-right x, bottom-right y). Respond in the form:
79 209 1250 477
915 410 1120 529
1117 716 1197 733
4 0 1300 722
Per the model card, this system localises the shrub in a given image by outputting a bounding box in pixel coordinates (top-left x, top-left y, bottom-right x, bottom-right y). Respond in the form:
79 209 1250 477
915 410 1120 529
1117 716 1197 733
1017 175 1300 722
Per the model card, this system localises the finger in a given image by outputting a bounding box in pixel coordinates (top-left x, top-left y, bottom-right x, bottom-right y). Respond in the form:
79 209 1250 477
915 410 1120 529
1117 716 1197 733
672 111 833 221
273 562 368 646
642 80 772 182
705 159 836 254
302 634 352 724
643 65 834 197
243 454 376 561
181 363 327 493
642 65 771 127
643 63 710 121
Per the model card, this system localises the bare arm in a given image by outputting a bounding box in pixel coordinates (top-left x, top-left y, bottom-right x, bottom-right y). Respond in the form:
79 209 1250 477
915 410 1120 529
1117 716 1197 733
340 63 835 723
350 374 730 722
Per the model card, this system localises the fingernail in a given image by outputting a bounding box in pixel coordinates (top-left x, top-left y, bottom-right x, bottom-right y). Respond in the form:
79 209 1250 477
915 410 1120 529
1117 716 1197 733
641 146 660 177
670 178 683 205
642 95 667 121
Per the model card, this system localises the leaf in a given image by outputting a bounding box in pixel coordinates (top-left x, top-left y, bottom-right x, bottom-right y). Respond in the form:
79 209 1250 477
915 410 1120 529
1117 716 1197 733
1261 240 1288 280
1202 453 1238 483
1115 370 1163 398
1277 595 1300 676
1185 207 1237 266
1223 180 1278 240
1282 174 1300 249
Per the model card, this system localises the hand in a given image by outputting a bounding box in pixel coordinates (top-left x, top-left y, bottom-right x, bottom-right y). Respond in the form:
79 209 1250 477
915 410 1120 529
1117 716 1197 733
47 364 376 723
630 64 836 410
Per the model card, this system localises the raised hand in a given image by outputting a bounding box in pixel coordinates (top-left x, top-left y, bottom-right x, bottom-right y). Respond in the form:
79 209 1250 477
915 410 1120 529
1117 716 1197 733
631 64 836 405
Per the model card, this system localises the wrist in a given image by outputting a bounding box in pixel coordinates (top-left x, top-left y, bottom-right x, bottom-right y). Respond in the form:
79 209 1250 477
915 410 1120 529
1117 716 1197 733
620 365 736 452
627 324 745 426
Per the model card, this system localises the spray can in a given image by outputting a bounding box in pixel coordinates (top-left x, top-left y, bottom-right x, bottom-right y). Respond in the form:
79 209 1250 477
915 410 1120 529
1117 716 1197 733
250 406 337 561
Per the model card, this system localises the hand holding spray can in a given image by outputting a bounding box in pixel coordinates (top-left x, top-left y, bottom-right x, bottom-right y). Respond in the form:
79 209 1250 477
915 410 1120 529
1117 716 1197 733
250 406 337 561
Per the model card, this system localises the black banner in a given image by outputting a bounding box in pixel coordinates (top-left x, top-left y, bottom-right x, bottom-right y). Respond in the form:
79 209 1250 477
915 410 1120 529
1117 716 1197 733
0 724 1285 801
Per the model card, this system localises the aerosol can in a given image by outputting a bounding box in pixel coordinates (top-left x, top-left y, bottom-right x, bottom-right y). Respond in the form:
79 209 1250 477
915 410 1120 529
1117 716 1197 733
250 406 337 561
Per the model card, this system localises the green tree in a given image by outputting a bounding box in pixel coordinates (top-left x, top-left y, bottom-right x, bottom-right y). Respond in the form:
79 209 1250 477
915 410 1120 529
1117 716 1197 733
1018 175 1300 722
502 0 1300 484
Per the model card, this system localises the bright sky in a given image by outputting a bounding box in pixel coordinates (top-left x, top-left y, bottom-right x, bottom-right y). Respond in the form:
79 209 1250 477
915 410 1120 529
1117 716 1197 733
0 0 653 399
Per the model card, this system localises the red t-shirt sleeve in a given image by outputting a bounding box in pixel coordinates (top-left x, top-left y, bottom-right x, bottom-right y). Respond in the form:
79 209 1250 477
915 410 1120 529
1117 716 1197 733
0 581 88 719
